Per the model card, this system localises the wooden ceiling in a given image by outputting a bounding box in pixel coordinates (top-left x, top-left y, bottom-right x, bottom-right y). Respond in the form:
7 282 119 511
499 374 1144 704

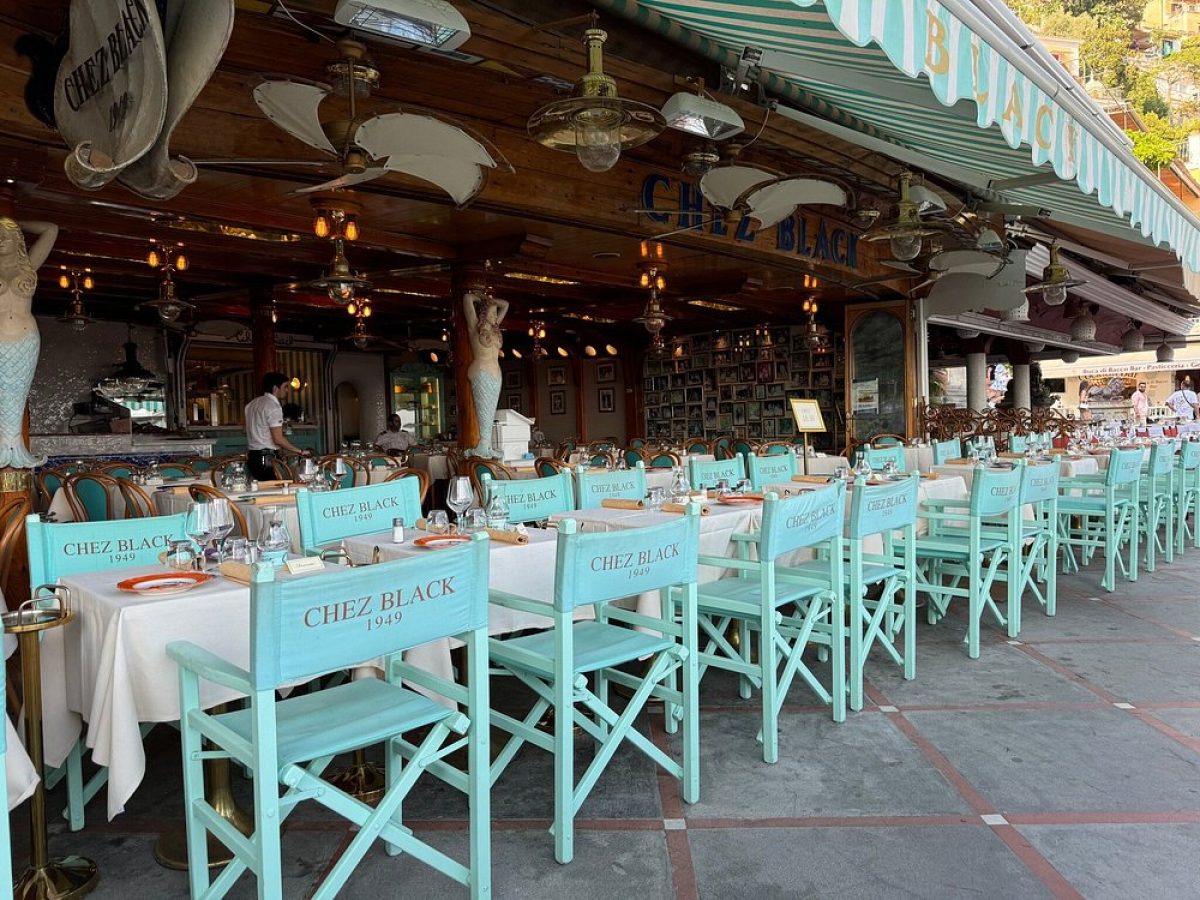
0 0 922 348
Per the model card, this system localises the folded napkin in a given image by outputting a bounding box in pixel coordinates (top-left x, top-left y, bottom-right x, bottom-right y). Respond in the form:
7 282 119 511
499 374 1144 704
158 484 192 495
487 528 529 545
255 480 290 490
998 452 1025 459
601 498 645 510
244 494 296 506
218 561 253 584
732 492 766 500
661 502 711 516
942 458 973 465
920 472 940 480
792 474 832 484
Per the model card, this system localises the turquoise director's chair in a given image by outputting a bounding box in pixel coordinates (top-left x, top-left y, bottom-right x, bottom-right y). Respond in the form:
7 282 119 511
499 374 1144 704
25 513 189 832
694 483 847 758
746 452 796 490
688 455 746 490
1139 442 1176 572
1010 462 1061 619
901 465 1023 658
480 469 574 524
294 478 423 558
488 510 701 863
1057 448 1143 592
574 461 647 509
167 538 493 899
862 445 906 472
1176 441 1200 554
931 437 962 465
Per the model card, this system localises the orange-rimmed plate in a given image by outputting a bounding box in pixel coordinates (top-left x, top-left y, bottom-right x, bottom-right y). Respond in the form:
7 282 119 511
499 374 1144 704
413 534 471 549
117 572 213 596
718 496 762 505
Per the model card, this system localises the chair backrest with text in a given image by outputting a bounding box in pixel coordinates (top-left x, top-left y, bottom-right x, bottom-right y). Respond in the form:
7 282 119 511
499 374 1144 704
759 482 845 561
688 455 746 489
295 479 423 554
847 474 918 540
747 452 796 490
932 438 961 465
863 445 906 472
575 462 646 509
481 470 573 524
25 512 189 587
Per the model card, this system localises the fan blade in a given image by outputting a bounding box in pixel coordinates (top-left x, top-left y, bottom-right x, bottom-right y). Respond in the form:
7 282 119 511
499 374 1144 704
651 217 718 240
253 77 335 155
743 178 848 229
881 259 922 273
379 155 485 206
852 272 910 288
191 159 329 168
292 167 389 194
356 113 496 168
700 164 775 209
927 249 1005 277
908 278 937 295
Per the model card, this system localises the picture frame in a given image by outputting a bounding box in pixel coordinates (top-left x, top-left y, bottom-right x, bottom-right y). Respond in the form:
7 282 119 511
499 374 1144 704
504 393 520 411
774 360 789 381
550 390 566 415
597 387 615 413
548 366 567 386
789 397 827 432
756 361 774 383
733 403 747 426
504 370 522 389
763 418 777 438
596 361 616 384
754 383 767 400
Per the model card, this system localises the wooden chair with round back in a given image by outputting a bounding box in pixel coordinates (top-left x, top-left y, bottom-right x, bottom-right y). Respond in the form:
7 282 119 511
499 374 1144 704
646 450 681 468
96 461 136 479
317 455 368 490
0 495 31 592
622 447 649 468
63 472 121 522
187 483 250 538
712 436 734 461
156 462 196 479
116 478 157 519
467 458 514 505
684 437 711 456
758 441 794 457
35 466 73 514
535 457 572 478
384 467 431 504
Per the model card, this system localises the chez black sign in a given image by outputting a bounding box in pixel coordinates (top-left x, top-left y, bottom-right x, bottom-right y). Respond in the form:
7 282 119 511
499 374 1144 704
640 174 861 270
303 577 458 631
320 496 404 520
589 540 681 573
61 0 151 117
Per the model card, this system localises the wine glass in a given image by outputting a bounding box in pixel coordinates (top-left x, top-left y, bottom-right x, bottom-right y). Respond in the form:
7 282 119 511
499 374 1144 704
185 503 214 570
447 477 473 533
298 457 318 488
256 508 291 566
206 498 235 561
427 510 450 535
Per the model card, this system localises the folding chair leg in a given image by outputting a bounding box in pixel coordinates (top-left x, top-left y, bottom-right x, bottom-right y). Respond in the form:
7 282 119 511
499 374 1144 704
553 669 574 864
759 613 779 765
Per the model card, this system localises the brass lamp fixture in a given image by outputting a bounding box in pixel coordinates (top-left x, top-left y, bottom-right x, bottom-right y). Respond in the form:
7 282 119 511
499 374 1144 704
56 267 94 332
146 240 189 272
140 269 196 323
527 14 665 173
1024 242 1084 306
528 320 548 359
310 235 371 304
634 240 671 337
802 296 823 350
861 172 946 262
310 193 362 242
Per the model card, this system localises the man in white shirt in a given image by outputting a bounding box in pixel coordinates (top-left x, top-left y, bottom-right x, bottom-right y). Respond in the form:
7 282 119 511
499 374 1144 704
374 414 413 454
1130 382 1150 426
1165 377 1199 421
245 372 309 480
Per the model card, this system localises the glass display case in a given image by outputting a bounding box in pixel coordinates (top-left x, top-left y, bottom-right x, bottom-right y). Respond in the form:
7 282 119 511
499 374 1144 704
390 364 445 440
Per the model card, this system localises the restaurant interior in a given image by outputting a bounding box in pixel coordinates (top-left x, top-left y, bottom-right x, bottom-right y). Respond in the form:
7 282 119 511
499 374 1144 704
2 1 1200 898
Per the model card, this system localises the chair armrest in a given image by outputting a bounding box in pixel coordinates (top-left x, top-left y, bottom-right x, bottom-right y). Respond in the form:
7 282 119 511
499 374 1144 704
697 554 760 571
1060 475 1105 485
921 498 969 509
166 641 251 693
730 531 760 543
488 589 553 617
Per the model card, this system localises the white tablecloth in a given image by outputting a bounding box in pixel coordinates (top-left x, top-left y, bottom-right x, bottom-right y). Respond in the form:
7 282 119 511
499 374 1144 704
410 453 450 481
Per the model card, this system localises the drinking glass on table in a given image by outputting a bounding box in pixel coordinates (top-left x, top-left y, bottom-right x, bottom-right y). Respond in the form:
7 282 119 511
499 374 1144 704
298 457 318 488
256 508 291 567
166 540 198 572
227 538 255 564
461 507 486 534
185 503 214 570
447 477 473 532
427 510 450 534
206 499 235 561
647 486 666 510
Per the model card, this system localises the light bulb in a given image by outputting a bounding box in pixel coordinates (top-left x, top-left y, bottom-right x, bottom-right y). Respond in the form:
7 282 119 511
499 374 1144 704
639 272 650 288
347 301 358 315
344 219 359 241
889 233 922 262
574 110 621 173
362 304 371 317
147 248 160 268
175 253 188 271
158 303 181 323
271 307 278 324
329 283 355 303
655 274 666 290
82 275 94 290
290 377 301 390
511 348 523 359
58 274 69 289
1042 282 1067 306
429 351 440 364
584 345 597 357
313 214 330 238
354 336 369 349
605 344 618 356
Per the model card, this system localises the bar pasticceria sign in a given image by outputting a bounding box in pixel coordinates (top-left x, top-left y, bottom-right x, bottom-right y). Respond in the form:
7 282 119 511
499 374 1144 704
639 174 867 274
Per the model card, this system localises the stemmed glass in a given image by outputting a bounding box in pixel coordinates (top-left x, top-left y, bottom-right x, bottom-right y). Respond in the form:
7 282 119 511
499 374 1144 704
298 457 318 488
185 502 214 570
447 477 473 533
206 499 235 562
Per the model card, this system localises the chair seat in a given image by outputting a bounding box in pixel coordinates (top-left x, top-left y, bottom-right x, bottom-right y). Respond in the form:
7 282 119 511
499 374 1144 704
1057 496 1128 513
696 575 824 619
490 621 673 677
896 533 1005 558
781 559 901 586
216 679 451 769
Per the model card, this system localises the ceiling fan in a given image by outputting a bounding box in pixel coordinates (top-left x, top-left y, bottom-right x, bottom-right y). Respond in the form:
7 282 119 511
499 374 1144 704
905 229 1013 296
194 37 511 204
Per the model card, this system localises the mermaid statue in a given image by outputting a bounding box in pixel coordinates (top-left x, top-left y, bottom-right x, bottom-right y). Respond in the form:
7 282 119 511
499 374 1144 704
463 290 509 458
0 217 57 469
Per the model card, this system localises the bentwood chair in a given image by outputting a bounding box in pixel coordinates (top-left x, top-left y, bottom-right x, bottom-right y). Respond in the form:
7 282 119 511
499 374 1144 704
479 470 573 525
1176 441 1200 553
1139 442 1176 572
383 467 430 503
757 441 793 457
694 484 847 753
901 466 1023 658
732 439 757 465
1057 448 1143 592
871 434 905 448
746 452 796 490
116 478 156 519
684 437 711 455
168 541 492 899
646 450 680 468
63 472 120 521
96 462 135 480
621 447 649 469
156 463 196 479
188 484 251 539
574 461 646 509
688 455 746 490
35 467 72 514
295 479 423 557
488 511 701 863
0 495 31 590
628 437 647 449
317 454 368 490
554 439 578 461
712 436 734 461
863 445 906 472
25 513 190 832
534 457 571 479
931 438 961 465
586 450 616 469
467 459 514 507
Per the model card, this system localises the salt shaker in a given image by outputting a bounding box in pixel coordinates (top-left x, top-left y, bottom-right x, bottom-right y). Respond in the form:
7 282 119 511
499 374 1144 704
392 517 405 544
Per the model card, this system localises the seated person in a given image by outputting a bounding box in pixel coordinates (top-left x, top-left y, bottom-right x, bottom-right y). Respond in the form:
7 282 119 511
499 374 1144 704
375 414 414 454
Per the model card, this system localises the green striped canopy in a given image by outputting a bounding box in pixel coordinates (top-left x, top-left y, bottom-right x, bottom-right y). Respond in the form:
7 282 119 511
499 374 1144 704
601 0 1200 274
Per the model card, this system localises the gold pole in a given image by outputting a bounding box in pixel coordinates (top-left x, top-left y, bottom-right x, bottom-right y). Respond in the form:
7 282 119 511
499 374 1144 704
802 433 810 475
14 627 98 899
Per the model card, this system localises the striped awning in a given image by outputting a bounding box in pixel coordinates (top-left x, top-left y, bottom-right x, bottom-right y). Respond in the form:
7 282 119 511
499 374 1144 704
601 0 1200 281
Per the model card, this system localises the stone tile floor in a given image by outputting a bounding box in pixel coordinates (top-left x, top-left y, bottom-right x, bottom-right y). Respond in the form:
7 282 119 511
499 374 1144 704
11 557 1200 899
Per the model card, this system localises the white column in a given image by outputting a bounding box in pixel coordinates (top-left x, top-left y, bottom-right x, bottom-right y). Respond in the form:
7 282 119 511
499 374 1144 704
1012 363 1031 410
966 352 988 411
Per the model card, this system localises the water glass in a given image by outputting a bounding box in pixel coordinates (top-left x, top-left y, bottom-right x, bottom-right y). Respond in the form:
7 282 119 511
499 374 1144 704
166 540 198 572
228 538 255 564
427 510 450 534
646 487 666 510
461 507 487 534
447 476 474 531
835 465 849 480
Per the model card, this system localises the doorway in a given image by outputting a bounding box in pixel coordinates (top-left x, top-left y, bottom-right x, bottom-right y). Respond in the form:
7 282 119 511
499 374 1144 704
335 382 360 443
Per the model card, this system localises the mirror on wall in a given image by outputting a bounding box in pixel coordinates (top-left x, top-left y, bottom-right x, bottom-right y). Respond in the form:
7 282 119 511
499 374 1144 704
847 308 908 440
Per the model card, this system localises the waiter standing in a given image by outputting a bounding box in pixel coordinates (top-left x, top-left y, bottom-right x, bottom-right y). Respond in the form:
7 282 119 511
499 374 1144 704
245 372 309 480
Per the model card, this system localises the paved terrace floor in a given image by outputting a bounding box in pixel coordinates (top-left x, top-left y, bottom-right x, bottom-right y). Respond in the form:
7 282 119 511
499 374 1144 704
11 556 1200 899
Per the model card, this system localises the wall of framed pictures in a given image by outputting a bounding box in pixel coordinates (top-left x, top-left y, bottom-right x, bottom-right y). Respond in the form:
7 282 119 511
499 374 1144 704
641 326 846 452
